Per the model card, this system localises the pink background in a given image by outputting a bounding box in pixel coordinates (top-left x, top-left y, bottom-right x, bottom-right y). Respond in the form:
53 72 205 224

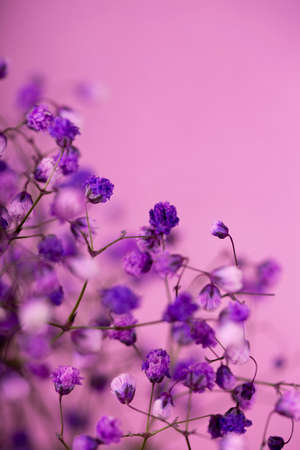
1 0 300 448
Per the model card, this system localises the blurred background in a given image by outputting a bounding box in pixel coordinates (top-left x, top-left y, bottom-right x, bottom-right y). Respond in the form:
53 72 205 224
1 0 300 448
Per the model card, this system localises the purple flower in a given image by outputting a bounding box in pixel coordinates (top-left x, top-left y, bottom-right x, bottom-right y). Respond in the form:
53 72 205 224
0 59 8 79
26 104 53 131
183 362 215 393
110 373 136 404
38 235 64 263
51 365 83 395
152 392 174 419
48 116 80 147
123 249 152 278
55 146 80 175
232 383 256 410
16 76 44 110
149 201 179 235
211 266 243 293
34 157 58 183
172 358 196 381
171 323 193 346
96 416 122 445
109 313 137 346
190 319 217 348
162 292 198 323
275 389 300 420
84 175 114 204
154 251 184 277
208 408 252 438
27 362 50 379
0 133 7 157
101 285 140 314
267 436 285 450
227 302 250 323
71 329 102 355
71 216 96 241
257 259 281 289
216 365 236 391
211 221 229 239
142 348 170 383
137 226 161 253
72 435 99 450
198 284 222 311
51 187 85 221
7 191 33 220
49 285 64 306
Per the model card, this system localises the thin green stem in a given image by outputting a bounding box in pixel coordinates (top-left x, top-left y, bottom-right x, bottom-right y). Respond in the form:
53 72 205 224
57 395 70 450
228 234 238 266
140 383 155 450
260 410 274 450
67 280 88 324
85 203 94 251
93 234 145 256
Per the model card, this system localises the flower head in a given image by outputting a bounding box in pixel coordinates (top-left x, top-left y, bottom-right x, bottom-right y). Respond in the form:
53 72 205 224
198 284 222 311
123 249 152 278
84 175 114 204
96 416 122 445
109 313 137 346
7 191 33 220
190 319 217 348
111 373 136 404
171 323 193 346
51 187 85 221
212 266 243 292
208 407 252 438
275 389 300 420
227 302 250 323
51 366 83 395
152 392 174 419
216 365 236 391
101 285 140 315
142 348 170 383
267 436 285 450
55 146 80 175
154 251 184 277
183 361 215 393
38 234 64 263
26 104 53 131
71 329 103 355
232 382 256 410
211 221 229 239
149 201 179 235
72 435 99 450
48 116 80 147
137 226 161 253
162 292 198 323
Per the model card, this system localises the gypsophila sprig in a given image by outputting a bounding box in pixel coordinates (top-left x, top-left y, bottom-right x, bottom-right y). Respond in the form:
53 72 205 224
1 68 297 450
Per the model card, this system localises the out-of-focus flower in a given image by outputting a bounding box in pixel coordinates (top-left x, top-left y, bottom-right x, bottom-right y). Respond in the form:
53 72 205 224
48 116 80 147
101 285 140 315
51 365 83 395
153 251 184 277
16 76 44 110
55 146 80 175
198 284 222 311
51 187 85 221
71 329 103 355
109 313 137 346
183 361 215 393
227 302 250 323
275 389 300 420
111 373 136 404
212 266 243 292
152 392 174 419
225 340 250 365
162 292 198 322
171 323 193 346
96 416 122 445
38 234 64 263
142 348 170 383
1 372 30 401
0 59 8 79
72 435 99 450
219 433 247 449
0 133 7 157
137 226 161 253
149 201 179 235
68 255 99 280
19 298 51 332
190 319 217 348
123 249 152 278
